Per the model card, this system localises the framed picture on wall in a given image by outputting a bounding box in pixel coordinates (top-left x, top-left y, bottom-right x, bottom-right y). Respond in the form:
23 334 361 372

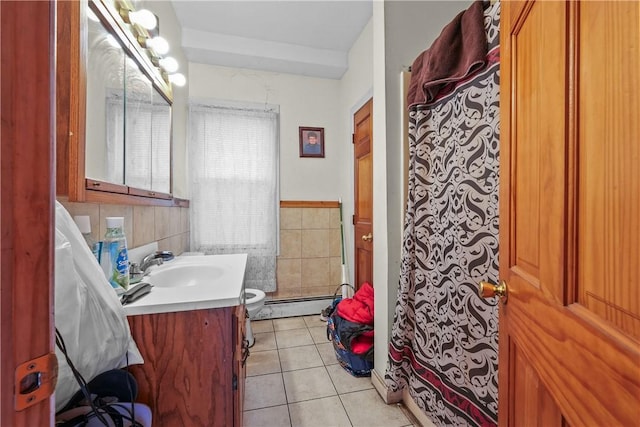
299 126 325 158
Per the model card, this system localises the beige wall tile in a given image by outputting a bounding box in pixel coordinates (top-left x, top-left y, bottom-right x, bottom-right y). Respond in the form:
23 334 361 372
132 206 155 248
328 228 342 257
301 208 330 229
301 285 336 297
280 208 302 230
154 206 173 240
329 257 342 287
170 207 181 236
157 234 182 254
277 258 301 288
180 207 190 233
328 207 341 229
58 200 189 254
301 258 331 287
58 198 101 241
301 229 330 258
279 229 301 259
267 288 302 299
181 232 190 254
99 205 133 242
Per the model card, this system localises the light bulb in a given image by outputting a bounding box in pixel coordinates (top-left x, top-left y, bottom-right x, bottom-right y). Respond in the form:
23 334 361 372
129 9 157 30
147 36 169 55
159 57 178 73
168 73 186 87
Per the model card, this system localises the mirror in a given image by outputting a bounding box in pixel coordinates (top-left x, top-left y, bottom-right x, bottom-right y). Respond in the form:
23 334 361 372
151 90 171 194
124 56 153 190
85 0 172 196
86 14 125 184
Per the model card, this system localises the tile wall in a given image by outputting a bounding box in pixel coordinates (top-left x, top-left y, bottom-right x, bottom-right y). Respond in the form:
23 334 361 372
58 199 340 298
57 196 190 255
271 206 342 300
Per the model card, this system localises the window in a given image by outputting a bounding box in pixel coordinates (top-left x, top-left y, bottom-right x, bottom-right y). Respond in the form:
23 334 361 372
188 101 279 291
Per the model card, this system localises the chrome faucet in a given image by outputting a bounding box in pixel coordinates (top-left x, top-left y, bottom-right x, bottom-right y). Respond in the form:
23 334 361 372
140 252 164 274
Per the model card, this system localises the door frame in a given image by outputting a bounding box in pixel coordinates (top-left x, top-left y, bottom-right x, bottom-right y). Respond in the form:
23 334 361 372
1 1 56 425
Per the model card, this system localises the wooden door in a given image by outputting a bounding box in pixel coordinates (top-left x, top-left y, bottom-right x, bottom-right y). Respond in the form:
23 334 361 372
498 1 640 425
354 98 373 289
1 1 56 425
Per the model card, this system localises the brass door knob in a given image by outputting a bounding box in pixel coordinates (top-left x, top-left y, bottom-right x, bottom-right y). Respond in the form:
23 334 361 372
478 280 508 302
361 232 373 242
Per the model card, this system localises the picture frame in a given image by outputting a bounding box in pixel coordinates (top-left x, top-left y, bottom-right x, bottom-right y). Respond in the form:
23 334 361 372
299 126 325 158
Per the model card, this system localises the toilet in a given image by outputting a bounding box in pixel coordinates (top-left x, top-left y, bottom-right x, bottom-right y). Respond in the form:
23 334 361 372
244 288 266 347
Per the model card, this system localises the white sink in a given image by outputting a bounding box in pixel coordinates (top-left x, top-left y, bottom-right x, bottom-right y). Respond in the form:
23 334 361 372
145 264 225 288
122 253 248 316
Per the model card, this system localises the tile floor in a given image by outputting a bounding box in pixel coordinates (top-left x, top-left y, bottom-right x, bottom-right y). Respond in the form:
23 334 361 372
243 315 415 427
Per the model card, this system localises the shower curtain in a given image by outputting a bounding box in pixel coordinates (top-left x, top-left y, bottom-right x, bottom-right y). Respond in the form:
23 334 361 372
386 2 500 427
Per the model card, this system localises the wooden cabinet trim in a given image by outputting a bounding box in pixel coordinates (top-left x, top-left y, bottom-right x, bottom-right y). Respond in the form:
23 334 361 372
280 200 340 208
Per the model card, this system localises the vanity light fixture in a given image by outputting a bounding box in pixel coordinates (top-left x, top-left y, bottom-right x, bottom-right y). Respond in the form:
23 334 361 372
114 0 183 88
158 57 179 73
147 36 170 55
121 8 157 30
168 73 186 87
137 33 170 56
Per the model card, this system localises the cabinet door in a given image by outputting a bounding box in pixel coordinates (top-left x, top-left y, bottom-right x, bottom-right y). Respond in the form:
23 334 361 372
128 308 235 426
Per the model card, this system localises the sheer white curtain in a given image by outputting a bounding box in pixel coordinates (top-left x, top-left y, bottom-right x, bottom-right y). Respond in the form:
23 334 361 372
188 102 279 292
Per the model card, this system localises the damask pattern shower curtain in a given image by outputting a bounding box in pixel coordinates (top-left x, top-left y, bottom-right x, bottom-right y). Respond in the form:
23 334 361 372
386 3 501 426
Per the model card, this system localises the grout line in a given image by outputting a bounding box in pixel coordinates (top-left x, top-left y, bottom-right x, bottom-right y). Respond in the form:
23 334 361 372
250 317 382 426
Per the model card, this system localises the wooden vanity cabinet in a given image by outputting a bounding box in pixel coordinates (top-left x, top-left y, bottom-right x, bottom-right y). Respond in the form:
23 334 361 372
127 304 247 426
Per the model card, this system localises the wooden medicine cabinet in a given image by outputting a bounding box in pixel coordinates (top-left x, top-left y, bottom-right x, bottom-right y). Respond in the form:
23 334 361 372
57 0 180 206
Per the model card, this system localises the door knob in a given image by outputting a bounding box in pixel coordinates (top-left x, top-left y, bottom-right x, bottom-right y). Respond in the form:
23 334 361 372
361 232 373 242
478 280 508 302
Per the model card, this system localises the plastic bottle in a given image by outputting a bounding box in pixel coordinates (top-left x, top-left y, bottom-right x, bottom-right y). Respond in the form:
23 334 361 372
102 217 130 291
73 215 102 263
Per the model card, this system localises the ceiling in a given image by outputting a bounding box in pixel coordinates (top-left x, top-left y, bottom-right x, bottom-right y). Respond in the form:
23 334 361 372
170 1 373 79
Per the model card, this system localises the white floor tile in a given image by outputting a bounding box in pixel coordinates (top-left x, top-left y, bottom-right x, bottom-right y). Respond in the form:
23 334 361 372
288 396 351 427
308 326 330 345
273 317 307 331
251 319 274 333
243 405 291 427
316 342 339 366
247 349 281 377
244 373 287 411
326 363 373 394
275 328 314 349
251 332 277 352
340 389 411 427
283 366 337 403
278 345 323 372
302 314 326 328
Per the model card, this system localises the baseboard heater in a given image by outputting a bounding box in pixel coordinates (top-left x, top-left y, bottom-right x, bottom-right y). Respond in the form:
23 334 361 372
255 295 334 320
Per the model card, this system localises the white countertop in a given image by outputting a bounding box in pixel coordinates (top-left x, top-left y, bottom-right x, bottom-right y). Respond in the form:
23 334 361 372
123 253 248 316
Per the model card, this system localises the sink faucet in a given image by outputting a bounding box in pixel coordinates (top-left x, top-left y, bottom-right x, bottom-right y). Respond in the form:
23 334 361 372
139 252 164 274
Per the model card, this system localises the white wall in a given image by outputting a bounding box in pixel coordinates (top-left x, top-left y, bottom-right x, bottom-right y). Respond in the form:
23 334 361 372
188 63 344 201
372 0 471 380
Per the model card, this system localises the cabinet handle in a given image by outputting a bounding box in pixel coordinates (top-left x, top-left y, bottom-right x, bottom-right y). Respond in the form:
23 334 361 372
242 338 250 366
92 182 100 187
